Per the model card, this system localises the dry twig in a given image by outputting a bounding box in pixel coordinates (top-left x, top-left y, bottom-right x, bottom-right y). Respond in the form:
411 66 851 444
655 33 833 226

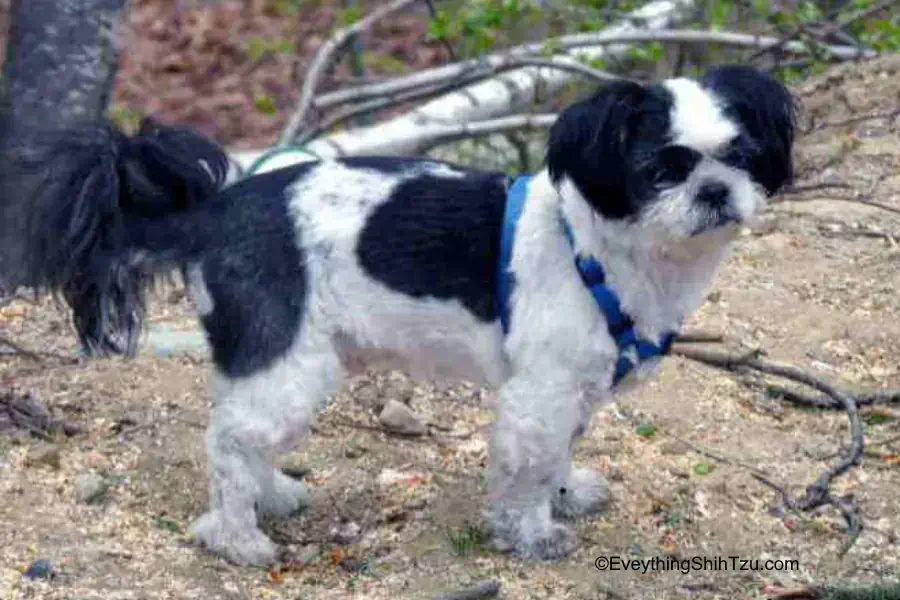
0 390 82 439
433 580 501 600
279 0 424 146
748 0 896 62
672 344 864 553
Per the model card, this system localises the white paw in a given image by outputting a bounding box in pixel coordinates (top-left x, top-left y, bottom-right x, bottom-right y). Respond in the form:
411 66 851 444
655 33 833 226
257 470 311 518
515 521 577 561
488 507 578 561
189 510 278 566
552 467 611 520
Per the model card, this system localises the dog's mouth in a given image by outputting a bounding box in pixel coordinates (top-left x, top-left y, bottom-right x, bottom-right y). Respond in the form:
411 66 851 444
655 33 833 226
690 205 743 237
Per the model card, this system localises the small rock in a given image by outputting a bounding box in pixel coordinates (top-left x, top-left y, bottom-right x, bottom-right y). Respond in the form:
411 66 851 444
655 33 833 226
281 463 310 480
659 440 691 456
354 383 385 411
294 543 321 565
344 438 368 459
377 468 431 488
75 471 108 505
146 327 207 358
28 446 61 470
24 559 55 580
329 520 361 545
378 400 426 436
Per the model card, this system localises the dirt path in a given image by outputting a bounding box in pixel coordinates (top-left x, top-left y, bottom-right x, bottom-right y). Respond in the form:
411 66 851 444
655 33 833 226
1 56 899 600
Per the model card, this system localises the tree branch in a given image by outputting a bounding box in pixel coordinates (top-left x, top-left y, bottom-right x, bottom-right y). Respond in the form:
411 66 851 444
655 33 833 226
278 0 425 147
239 0 700 166
434 580 501 600
297 58 617 145
748 0 897 62
313 27 873 113
672 344 864 554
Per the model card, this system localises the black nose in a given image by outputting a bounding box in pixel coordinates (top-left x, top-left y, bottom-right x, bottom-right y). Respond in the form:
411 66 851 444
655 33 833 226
697 182 730 208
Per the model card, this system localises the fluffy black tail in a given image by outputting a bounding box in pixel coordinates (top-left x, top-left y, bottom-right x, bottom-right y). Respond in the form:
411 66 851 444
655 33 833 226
14 117 232 356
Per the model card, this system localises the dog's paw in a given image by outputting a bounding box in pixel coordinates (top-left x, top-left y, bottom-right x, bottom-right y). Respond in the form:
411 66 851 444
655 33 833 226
515 522 577 561
257 470 311 518
488 509 578 561
189 510 278 566
552 467 611 520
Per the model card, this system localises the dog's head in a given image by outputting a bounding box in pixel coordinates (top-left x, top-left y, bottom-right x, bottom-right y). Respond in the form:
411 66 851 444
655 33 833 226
546 65 796 241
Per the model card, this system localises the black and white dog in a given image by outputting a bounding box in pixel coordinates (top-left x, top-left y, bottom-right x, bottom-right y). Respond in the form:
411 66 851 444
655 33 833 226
17 65 795 565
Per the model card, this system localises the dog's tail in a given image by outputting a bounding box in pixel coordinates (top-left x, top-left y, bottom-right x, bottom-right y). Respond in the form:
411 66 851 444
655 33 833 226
13 117 233 356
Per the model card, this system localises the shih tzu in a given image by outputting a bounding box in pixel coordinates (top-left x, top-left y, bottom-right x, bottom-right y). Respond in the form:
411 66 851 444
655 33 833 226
13 64 795 565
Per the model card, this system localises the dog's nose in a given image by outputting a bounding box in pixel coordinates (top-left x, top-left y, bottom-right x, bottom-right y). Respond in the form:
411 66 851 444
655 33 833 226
697 182 730 208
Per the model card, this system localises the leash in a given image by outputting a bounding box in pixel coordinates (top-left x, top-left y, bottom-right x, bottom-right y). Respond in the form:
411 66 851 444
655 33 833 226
243 145 322 177
496 176 677 386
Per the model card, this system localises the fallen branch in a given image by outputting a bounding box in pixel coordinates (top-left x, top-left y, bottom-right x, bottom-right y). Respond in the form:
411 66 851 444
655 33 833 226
236 0 698 166
0 390 82 439
279 0 425 146
313 27 871 113
0 335 77 363
672 344 864 554
433 580 501 600
780 182 854 195
675 330 726 344
416 114 558 152
772 192 900 217
808 108 900 132
296 55 615 144
747 0 895 62
766 384 900 410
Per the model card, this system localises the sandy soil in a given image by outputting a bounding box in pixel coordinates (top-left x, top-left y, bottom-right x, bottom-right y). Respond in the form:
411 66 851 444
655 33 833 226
1 55 899 600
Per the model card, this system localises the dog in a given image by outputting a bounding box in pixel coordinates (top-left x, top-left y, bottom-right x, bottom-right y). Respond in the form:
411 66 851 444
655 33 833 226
13 64 795 565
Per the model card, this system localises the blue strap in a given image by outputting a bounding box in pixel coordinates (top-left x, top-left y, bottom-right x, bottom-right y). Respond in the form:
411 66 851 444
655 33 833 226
497 176 678 386
497 176 531 335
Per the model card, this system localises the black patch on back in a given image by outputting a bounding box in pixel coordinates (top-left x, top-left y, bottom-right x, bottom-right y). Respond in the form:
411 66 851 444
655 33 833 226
356 169 508 322
198 165 314 378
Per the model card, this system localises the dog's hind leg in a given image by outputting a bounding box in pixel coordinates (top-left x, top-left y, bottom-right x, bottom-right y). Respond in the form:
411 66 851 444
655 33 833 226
189 345 343 566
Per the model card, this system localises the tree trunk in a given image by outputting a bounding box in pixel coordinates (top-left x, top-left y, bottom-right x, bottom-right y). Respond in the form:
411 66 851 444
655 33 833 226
0 0 128 287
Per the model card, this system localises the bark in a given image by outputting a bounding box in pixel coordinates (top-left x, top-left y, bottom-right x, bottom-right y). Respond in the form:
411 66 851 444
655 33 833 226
0 0 128 286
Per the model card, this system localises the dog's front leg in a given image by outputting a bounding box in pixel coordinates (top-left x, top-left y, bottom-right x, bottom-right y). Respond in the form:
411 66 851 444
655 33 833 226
487 374 590 560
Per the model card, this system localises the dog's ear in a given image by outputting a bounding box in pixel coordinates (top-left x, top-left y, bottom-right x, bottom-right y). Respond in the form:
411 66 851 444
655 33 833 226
701 65 797 195
546 80 648 219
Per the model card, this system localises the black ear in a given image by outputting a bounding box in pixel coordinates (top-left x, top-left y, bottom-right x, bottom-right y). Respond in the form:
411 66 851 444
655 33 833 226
701 65 797 195
546 80 648 219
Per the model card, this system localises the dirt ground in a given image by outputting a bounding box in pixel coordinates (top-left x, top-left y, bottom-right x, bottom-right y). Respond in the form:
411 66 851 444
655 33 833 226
1 55 900 600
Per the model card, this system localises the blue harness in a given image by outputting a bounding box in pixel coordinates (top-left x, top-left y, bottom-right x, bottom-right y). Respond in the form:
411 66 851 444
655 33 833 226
497 176 678 386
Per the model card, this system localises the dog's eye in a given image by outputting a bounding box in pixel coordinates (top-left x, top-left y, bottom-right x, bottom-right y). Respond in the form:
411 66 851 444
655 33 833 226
655 146 701 184
719 137 758 170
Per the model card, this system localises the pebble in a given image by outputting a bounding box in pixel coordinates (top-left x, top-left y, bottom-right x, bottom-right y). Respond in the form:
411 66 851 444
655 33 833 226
344 437 368 459
75 471 108 505
23 559 55 580
378 399 426 436
294 543 321 565
659 440 691 456
354 383 386 411
28 446 61 470
329 520 361 545
146 326 207 358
